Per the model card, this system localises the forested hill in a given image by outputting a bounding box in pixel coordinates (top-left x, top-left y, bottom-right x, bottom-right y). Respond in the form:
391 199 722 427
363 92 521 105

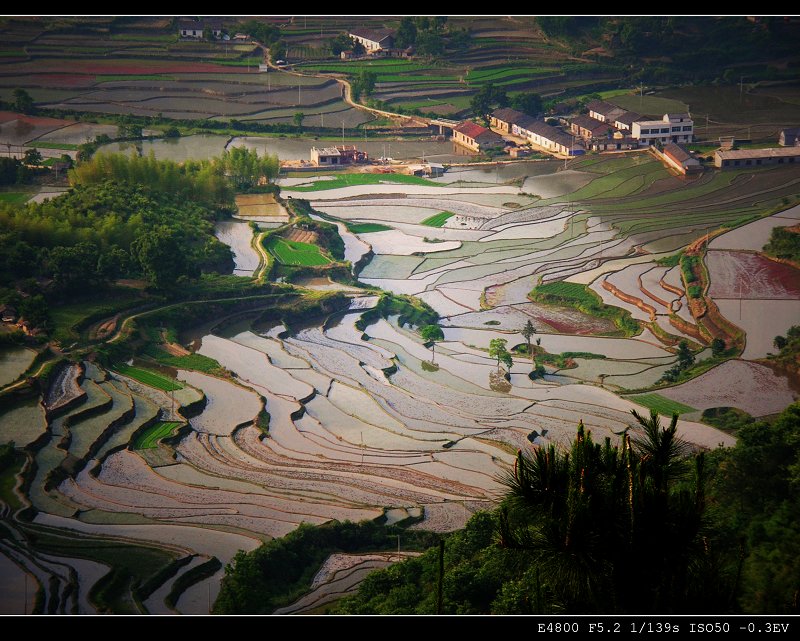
538 16 800 83
0 151 281 335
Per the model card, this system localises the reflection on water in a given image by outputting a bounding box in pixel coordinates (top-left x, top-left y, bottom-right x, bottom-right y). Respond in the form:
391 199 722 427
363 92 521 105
214 220 259 276
98 134 231 162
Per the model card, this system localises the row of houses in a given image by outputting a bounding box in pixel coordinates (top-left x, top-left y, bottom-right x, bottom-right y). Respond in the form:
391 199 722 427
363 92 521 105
583 100 695 145
489 108 580 155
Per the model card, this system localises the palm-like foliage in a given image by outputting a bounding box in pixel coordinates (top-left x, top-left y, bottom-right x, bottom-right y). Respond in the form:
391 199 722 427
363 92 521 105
499 411 730 613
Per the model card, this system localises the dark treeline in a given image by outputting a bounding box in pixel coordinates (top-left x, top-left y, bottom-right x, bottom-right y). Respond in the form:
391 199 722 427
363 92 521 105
538 17 800 84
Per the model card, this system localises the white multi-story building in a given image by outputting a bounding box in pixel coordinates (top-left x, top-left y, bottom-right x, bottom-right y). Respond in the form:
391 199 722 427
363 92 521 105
632 113 694 145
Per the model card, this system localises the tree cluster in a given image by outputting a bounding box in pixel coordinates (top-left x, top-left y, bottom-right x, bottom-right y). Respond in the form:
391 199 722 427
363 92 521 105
659 339 696 383
764 225 800 264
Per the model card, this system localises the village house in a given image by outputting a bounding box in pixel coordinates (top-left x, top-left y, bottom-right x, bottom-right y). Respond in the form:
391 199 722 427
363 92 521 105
657 143 702 175
452 121 504 153
778 127 800 146
715 147 800 169
408 162 445 178
518 121 582 156
570 114 615 140
614 111 643 131
586 99 627 124
310 147 341 166
348 28 395 53
632 113 694 145
588 136 639 152
490 108 528 134
310 145 368 166
178 18 222 39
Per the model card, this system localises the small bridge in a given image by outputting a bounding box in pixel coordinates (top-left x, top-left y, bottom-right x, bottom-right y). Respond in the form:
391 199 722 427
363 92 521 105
429 118 460 135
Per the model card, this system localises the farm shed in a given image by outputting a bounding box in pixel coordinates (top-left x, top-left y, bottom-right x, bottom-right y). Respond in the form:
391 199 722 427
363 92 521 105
715 147 800 169
349 28 395 52
657 143 702 175
778 127 800 146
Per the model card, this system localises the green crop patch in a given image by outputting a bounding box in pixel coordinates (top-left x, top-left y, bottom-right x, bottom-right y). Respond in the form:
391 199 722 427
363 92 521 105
287 172 438 192
420 211 455 227
113 364 183 392
27 141 79 151
132 421 184 450
0 192 31 205
144 345 223 374
265 236 331 266
628 393 696 416
345 222 391 234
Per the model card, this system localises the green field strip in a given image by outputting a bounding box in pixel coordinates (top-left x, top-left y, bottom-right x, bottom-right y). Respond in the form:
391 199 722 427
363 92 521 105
285 172 439 192
132 421 184 450
113 364 183 392
0 192 33 204
345 222 391 234
421 211 455 227
626 393 697 416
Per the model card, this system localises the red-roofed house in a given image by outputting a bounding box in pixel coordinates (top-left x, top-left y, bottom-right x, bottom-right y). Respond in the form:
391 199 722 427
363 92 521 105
452 121 504 152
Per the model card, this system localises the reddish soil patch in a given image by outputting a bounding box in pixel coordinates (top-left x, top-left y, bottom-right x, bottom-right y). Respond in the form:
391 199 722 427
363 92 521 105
286 229 319 244
22 73 97 87
158 329 189 356
707 250 800 299
88 315 119 341
0 110 72 128
660 360 797 417
521 302 617 335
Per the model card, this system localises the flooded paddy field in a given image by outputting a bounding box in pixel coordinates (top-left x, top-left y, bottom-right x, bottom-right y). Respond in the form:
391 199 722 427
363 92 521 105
2 148 798 613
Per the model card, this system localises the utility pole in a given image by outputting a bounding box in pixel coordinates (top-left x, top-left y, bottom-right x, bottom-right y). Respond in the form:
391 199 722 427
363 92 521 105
740 76 744 103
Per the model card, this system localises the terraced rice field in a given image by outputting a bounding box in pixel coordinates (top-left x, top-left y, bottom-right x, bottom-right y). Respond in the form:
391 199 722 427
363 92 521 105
264 236 331 266
132 421 184 450
2 145 798 613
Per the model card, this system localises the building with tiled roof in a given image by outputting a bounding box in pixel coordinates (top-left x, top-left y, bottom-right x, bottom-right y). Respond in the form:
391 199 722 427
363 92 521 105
453 121 505 152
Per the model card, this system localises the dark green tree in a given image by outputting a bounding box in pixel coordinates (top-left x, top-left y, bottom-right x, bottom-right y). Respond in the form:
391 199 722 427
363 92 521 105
12 88 34 114
511 92 543 117
470 83 508 125
500 410 731 613
293 112 305 130
420 324 444 363
131 227 187 289
711 338 726 357
395 17 417 48
521 320 537 370
489 337 512 372
676 340 695 369
329 33 355 56
23 148 43 166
